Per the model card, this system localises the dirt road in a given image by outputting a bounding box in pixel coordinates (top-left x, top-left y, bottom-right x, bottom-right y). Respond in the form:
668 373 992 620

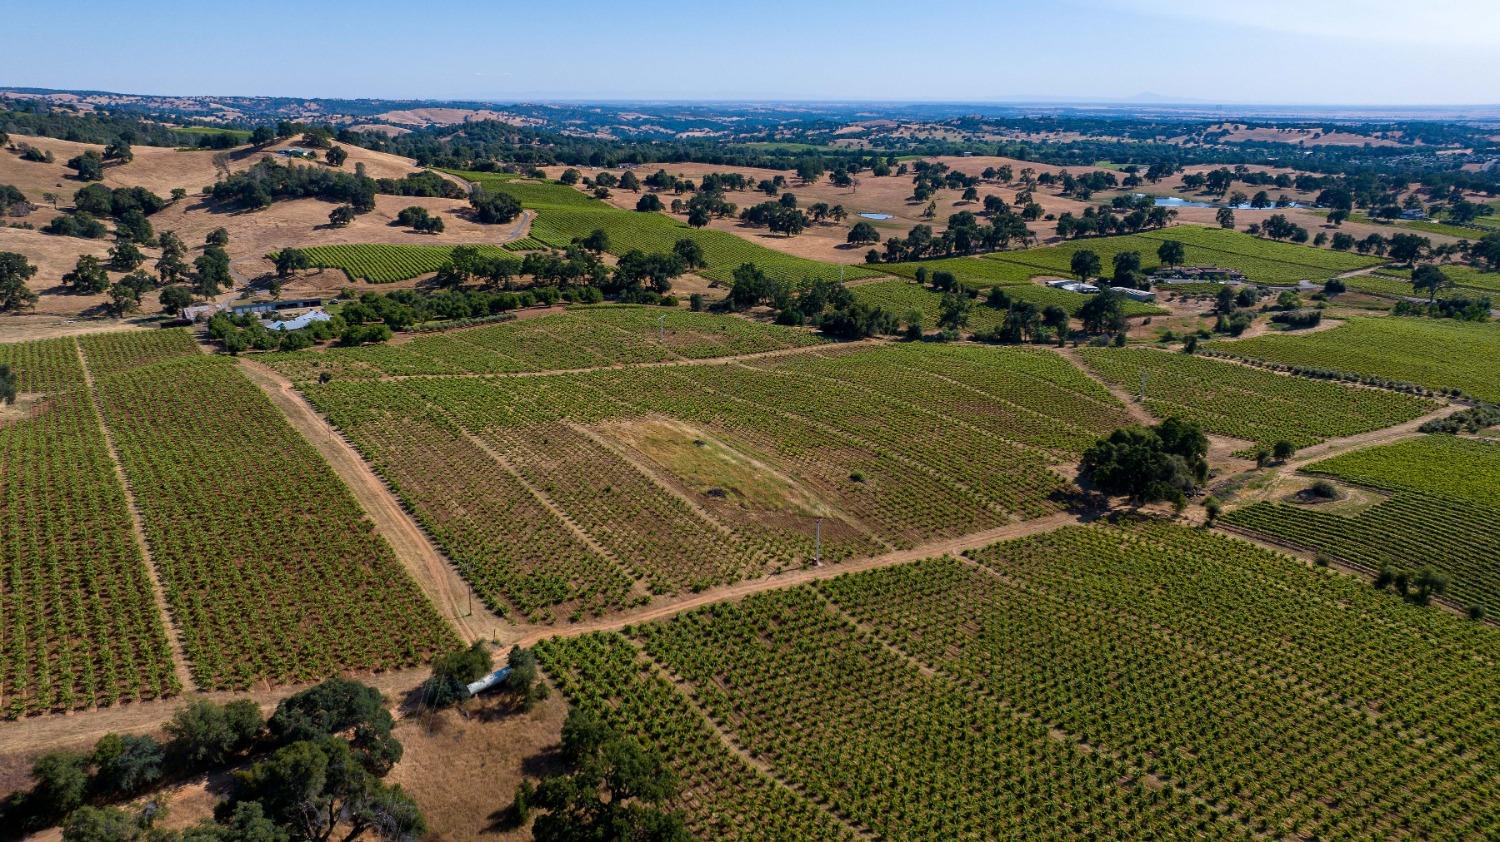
1052 346 1158 425
505 511 1082 647
237 358 509 644
0 668 429 757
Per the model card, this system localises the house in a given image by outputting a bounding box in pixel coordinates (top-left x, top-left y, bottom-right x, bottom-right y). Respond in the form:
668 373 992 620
263 308 332 332
1046 279 1099 294
181 303 224 323
231 298 323 316
1400 208 1428 220
1151 266 1247 284
1106 286 1158 303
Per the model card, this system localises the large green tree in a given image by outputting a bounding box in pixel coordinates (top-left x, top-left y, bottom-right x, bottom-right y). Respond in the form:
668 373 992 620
226 738 423 842
1156 239 1186 268
1069 249 1101 282
527 710 689 842
63 255 110 294
1077 289 1126 334
0 251 40 311
1080 417 1208 507
1411 264 1452 302
193 246 233 297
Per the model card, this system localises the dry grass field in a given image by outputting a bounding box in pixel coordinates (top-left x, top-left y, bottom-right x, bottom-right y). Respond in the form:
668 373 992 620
0 134 537 329
540 156 1103 265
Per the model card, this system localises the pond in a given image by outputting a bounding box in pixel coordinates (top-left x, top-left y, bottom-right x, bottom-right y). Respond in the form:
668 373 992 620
858 212 893 220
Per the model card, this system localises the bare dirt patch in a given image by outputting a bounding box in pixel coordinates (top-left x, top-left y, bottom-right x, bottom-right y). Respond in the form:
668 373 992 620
603 417 834 520
388 690 568 842
0 392 44 425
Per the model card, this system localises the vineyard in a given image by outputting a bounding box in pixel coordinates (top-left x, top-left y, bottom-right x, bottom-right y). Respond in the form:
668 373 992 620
291 332 1131 621
501 236 549 252
878 256 1044 286
1375 265 1500 295
78 332 457 689
444 170 883 285
1302 434 1500 508
535 634 858 841
1211 317 1500 403
982 227 1379 285
1076 346 1438 447
535 520 1500 839
286 243 511 283
0 338 178 717
1223 433 1500 613
265 305 824 382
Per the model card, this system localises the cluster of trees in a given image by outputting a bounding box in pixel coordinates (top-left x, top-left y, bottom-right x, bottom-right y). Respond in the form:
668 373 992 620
515 708 689 841
5 677 426 842
0 104 222 148
1039 168 1118 200
375 171 465 199
1212 284 1260 336
1421 404 1500 435
871 209 1034 264
973 293 1071 345
207 310 347 353
1249 212 1310 244
1054 204 1175 240
66 150 107 181
1 183 32 216
469 189 523 224
739 198 807 237
1393 294 1491 322
1080 417 1209 509
339 284 588 332
209 159 377 211
42 211 110 239
908 161 979 202
395 205 444 234
725 265 900 339
51 228 226 316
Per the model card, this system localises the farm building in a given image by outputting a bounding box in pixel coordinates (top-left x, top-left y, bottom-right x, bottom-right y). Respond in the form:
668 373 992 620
263 309 332 332
1152 266 1247 283
1104 286 1157 302
181 303 223 322
1046 279 1099 294
231 298 324 316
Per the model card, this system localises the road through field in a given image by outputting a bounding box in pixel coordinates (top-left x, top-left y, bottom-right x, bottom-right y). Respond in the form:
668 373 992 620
0 667 430 757
237 358 509 644
505 511 1082 648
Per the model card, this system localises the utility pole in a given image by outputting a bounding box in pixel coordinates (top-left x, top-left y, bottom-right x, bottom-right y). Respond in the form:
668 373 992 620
1138 370 1148 402
814 517 823 566
658 313 666 342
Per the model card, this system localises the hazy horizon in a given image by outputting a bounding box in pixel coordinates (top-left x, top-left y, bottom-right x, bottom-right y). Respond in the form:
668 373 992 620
4 0 1498 107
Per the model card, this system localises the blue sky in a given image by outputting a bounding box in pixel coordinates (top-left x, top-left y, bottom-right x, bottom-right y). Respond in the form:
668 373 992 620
3 0 1496 104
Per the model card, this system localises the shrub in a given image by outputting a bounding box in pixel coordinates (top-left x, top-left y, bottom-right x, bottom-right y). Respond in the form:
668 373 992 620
167 699 263 768
89 733 164 796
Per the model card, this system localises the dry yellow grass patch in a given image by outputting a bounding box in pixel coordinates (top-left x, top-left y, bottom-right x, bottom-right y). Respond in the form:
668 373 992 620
389 690 569 842
604 417 835 520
